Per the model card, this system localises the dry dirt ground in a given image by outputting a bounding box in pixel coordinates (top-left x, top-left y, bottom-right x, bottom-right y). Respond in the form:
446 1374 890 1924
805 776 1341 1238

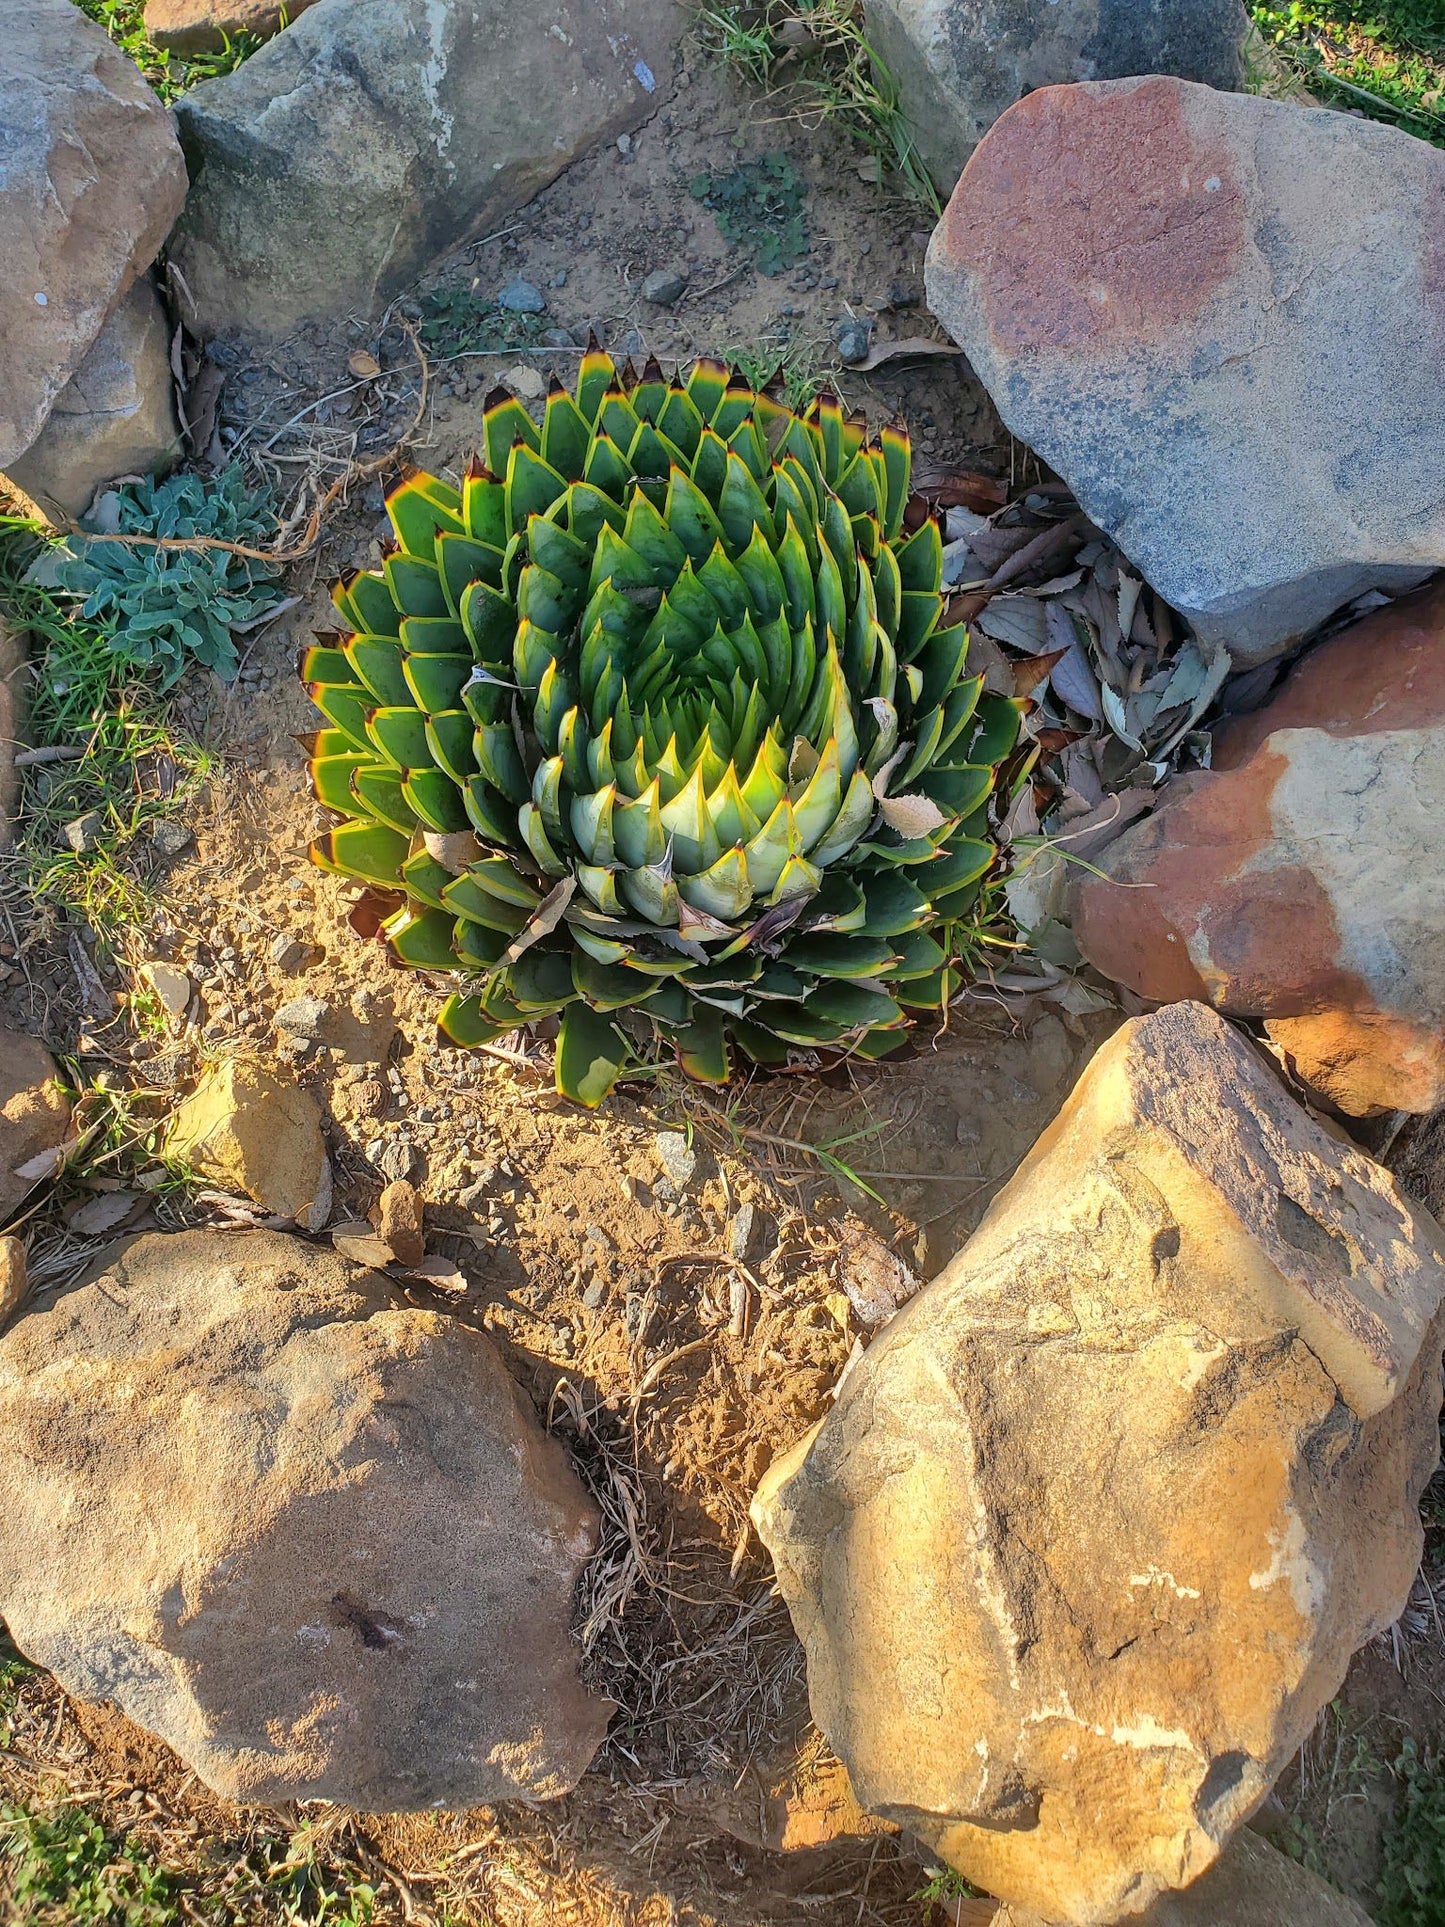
3 30 1444 1927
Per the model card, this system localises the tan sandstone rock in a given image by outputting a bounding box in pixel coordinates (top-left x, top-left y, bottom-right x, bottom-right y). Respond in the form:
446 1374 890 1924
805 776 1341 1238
0 0 187 469
165 1058 331 1228
0 1237 28 1334
144 0 321 54
1072 582 1445 1116
0 1031 71 1219
993 1827 1376 1925
753 1004 1445 1926
0 1229 611 1809
7 278 180 520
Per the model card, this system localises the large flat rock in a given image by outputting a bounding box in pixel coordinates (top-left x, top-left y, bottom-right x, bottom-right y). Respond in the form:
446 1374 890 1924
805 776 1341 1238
753 1005 1445 1924
0 1230 611 1809
0 0 186 468
170 0 680 338
925 77 1445 665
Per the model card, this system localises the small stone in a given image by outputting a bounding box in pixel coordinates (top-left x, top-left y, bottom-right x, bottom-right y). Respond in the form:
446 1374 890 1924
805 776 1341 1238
728 1201 757 1263
654 1130 696 1195
503 363 545 402
550 270 566 289
140 962 192 1022
616 132 632 155
0 1236 27 1334
581 1277 606 1310
542 328 575 349
837 1225 919 1327
836 319 872 365
63 811 105 854
165 1059 331 1229
642 268 689 307
497 276 545 315
274 994 330 1039
150 819 193 858
269 934 311 974
371 1178 425 1268
378 1137 415 1184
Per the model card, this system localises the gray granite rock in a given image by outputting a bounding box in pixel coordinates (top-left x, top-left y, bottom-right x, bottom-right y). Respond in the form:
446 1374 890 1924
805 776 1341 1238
867 0 1244 191
170 0 680 336
926 77 1445 664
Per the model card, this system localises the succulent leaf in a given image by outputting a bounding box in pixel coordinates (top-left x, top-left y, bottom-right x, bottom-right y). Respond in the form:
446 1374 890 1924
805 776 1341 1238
305 353 1019 1103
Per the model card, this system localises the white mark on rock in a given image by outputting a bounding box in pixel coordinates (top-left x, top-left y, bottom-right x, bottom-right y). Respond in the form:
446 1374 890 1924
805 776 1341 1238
1129 1565 1202 1601
1109 1714 1200 1754
1249 1506 1321 1619
1205 176 1222 192
34 292 48 306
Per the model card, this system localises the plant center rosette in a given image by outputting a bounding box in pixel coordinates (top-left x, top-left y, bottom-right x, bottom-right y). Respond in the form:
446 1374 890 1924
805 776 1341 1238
303 348 1024 1105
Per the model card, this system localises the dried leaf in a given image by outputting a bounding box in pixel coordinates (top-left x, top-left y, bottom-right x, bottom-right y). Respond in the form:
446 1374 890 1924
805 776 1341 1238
975 596 1049 653
913 467 1007 514
332 1222 395 1267
962 628 1015 697
1049 641 1104 723
403 1254 468 1294
878 792 947 837
66 1191 143 1235
494 876 577 970
1100 681 1142 748
1011 645 1069 698
853 336 961 371
12 1144 67 1185
422 829 482 875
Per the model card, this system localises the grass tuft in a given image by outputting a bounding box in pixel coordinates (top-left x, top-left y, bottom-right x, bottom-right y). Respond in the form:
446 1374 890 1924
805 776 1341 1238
1378 1739 1445 1927
698 0 940 211
1 521 216 939
1249 1 1445 143
74 0 270 100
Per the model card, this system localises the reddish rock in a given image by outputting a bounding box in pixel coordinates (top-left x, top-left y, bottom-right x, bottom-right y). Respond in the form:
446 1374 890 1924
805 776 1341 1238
143 0 319 54
1072 583 1445 1114
925 77 1445 665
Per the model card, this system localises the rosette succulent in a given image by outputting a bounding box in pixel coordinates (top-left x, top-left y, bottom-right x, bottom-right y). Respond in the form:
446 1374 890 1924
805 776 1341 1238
303 347 1023 1105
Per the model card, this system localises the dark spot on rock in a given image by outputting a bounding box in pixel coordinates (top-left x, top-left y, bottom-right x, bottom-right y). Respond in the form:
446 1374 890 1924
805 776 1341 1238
1275 1196 1351 1276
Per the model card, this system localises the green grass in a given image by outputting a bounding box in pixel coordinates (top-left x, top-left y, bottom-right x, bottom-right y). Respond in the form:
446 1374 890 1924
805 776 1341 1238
1 522 216 938
698 1 940 211
1250 1 1445 142
1378 1739 1445 1927
74 0 269 100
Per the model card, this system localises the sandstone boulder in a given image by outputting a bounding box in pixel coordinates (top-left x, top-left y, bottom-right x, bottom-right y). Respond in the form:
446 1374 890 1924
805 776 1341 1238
170 0 679 338
6 278 180 519
0 0 187 469
0 1237 27 1335
924 78 1445 665
0 1229 610 1809
865 0 1243 193
995 1828 1377 1925
0 1032 71 1220
753 1005 1445 1926
165 1059 331 1228
1073 582 1445 1116
144 0 321 54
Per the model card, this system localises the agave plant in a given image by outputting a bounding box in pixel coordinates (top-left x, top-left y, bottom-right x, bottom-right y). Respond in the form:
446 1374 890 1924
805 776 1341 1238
303 347 1023 1105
